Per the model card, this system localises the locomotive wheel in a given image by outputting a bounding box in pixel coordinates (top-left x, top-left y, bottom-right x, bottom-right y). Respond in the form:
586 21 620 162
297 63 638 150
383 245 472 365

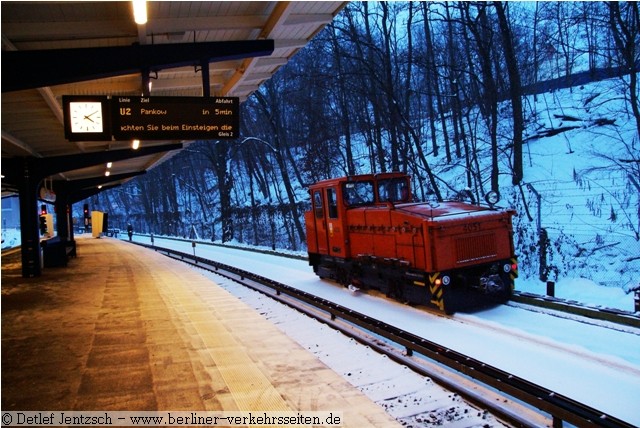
442 299 456 315
336 267 351 287
387 279 406 303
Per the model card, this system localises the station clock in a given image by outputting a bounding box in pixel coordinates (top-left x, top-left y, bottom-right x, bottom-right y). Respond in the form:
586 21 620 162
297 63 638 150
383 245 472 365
63 96 112 141
70 101 104 133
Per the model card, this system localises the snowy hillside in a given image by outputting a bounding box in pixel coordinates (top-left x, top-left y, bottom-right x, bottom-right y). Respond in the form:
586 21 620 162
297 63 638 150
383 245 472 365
509 77 638 295
324 74 639 310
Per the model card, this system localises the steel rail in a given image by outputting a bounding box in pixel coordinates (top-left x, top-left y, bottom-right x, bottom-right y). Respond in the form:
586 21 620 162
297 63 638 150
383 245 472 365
137 241 634 428
511 291 640 328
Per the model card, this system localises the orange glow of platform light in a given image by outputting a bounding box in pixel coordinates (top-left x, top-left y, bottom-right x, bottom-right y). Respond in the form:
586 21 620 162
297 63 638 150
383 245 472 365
132 0 147 25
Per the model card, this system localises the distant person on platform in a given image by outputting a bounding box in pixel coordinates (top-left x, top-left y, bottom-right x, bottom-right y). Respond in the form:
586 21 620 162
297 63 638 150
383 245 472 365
127 224 133 241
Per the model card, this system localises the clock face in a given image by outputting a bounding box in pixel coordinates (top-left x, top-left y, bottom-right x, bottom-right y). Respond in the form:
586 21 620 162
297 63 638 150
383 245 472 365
70 101 104 133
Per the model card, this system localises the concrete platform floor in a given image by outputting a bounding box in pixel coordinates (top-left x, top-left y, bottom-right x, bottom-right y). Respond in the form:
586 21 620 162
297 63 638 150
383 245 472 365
2 236 399 426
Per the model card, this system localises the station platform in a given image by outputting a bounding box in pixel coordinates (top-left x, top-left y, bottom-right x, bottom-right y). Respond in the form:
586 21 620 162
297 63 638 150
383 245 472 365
1 236 399 426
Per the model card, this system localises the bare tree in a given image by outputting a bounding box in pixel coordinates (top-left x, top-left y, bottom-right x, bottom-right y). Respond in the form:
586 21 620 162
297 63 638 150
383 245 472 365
199 141 233 243
608 1 640 139
253 86 306 248
462 2 500 193
421 2 440 159
350 3 387 173
494 1 524 185
329 23 357 176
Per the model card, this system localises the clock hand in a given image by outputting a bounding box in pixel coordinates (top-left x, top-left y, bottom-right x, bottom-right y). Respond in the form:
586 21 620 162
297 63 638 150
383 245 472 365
84 111 99 121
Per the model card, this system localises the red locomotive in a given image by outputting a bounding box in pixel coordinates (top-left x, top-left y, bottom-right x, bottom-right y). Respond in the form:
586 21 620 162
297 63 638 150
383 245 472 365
304 172 518 314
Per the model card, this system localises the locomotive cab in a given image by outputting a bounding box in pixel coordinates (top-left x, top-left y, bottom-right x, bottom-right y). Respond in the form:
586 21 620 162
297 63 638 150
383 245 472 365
304 173 518 314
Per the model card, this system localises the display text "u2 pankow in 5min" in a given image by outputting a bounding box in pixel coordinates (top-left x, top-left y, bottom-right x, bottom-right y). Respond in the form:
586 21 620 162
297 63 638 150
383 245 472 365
112 96 239 140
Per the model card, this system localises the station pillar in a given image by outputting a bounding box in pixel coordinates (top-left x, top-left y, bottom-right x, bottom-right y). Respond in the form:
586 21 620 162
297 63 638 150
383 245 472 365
53 187 72 242
18 158 42 277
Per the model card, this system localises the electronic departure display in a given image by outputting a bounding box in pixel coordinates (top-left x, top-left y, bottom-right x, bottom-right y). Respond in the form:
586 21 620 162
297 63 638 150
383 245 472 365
111 96 239 140
63 95 239 141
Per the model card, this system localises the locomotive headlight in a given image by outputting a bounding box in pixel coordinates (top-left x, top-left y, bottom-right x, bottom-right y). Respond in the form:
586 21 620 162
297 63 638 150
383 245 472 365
442 275 451 285
484 190 500 206
503 263 511 273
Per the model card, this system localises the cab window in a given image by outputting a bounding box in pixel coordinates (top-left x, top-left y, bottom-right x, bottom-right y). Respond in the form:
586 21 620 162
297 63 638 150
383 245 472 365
342 181 374 207
313 191 323 219
327 188 338 219
377 177 410 203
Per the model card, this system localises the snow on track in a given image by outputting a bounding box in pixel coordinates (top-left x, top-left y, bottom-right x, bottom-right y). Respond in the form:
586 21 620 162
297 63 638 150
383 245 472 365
135 236 640 426
210 274 508 427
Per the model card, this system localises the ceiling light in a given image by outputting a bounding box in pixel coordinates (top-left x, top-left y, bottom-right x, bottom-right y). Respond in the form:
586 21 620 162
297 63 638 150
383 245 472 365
106 162 112 168
105 171 111 177
132 139 140 150
133 0 147 25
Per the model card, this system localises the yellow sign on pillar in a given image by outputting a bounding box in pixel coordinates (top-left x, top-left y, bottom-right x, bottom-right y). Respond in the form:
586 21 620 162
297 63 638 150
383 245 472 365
91 211 104 238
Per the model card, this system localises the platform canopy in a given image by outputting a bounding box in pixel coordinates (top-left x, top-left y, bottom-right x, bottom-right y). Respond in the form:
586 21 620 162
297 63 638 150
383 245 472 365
1 1 346 196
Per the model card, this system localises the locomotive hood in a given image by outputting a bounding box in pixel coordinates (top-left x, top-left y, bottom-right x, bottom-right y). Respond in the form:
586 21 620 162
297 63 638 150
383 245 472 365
395 201 509 221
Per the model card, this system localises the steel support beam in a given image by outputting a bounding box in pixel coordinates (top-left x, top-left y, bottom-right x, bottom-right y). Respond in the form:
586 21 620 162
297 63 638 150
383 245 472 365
3 144 182 188
58 171 145 204
2 40 274 92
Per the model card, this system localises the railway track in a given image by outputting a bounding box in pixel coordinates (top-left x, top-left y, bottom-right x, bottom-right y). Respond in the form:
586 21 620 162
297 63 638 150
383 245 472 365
136 241 635 428
132 234 640 329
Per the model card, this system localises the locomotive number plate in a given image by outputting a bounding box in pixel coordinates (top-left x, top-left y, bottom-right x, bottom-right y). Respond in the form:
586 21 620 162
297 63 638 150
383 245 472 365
462 222 481 233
